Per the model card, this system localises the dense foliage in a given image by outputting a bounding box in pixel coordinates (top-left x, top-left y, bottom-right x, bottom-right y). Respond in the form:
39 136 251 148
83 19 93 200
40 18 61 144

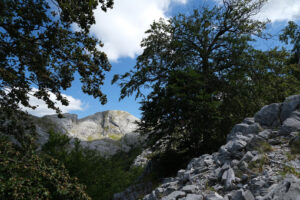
113 0 300 177
42 130 143 200
0 2 146 199
0 0 113 113
0 136 90 200
280 21 300 65
1 0 300 198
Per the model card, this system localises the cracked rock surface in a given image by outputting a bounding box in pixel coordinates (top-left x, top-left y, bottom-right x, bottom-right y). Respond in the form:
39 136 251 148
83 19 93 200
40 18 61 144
139 95 300 200
32 110 144 156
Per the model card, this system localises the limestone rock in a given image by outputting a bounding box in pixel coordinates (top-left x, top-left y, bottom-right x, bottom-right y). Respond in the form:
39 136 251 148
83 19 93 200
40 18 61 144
262 175 300 200
242 118 255 125
34 110 143 156
41 113 78 131
240 151 254 163
68 110 139 140
222 168 235 190
254 103 281 128
258 129 272 139
289 135 300 147
184 194 203 200
225 139 247 154
162 191 186 200
133 148 152 167
181 185 198 193
280 94 300 122
227 122 261 142
117 95 300 200
280 111 300 135
231 189 254 200
204 192 224 200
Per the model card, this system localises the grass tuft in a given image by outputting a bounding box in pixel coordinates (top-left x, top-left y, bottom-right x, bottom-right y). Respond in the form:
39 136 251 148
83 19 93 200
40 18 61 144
280 165 300 178
286 152 297 161
108 133 123 141
290 139 300 155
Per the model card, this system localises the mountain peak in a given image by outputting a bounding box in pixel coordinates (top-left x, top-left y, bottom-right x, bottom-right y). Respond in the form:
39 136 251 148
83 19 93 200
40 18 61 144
35 110 143 156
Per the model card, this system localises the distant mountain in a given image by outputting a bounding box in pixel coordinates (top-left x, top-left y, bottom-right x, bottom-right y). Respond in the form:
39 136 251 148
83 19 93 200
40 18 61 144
33 110 145 156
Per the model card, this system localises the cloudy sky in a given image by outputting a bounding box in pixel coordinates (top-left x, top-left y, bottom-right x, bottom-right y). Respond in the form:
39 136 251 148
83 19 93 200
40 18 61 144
23 0 300 118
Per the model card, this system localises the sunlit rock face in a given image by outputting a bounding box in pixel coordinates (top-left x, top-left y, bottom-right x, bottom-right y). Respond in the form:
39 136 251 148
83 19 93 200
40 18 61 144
67 110 139 140
34 110 144 156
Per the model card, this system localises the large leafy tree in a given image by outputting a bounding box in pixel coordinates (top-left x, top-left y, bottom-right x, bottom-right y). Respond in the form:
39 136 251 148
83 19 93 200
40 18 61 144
113 0 300 157
114 0 268 151
0 0 113 113
114 0 267 100
139 68 221 154
0 1 117 198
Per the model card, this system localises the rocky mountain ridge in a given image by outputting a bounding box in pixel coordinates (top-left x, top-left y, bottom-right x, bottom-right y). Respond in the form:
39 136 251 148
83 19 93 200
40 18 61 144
33 110 144 156
115 95 300 200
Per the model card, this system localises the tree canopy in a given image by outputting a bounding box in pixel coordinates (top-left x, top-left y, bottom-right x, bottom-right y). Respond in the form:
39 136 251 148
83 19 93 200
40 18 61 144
0 1 120 199
0 0 113 114
113 0 267 100
113 0 300 158
280 21 300 66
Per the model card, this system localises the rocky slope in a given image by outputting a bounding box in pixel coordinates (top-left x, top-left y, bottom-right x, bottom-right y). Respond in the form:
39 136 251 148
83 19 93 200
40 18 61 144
33 110 144 156
116 95 300 200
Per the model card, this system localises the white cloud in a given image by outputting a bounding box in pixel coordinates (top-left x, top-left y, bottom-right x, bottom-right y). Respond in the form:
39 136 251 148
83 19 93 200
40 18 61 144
21 88 84 117
91 0 188 61
214 0 300 22
254 0 300 22
174 0 188 3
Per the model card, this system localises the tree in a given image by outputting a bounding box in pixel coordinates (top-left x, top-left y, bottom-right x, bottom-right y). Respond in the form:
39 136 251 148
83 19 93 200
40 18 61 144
114 0 267 99
139 68 221 154
41 130 143 200
0 0 113 114
113 0 300 158
0 1 117 198
114 0 267 150
280 21 300 67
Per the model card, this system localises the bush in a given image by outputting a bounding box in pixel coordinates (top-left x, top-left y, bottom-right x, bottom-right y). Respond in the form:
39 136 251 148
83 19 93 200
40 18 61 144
42 130 144 200
256 141 273 153
147 149 192 180
290 137 300 154
0 136 90 200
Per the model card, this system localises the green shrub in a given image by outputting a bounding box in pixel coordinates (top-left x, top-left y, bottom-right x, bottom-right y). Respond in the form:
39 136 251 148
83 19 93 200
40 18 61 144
248 154 268 173
286 152 297 161
146 148 192 180
108 133 123 141
280 165 300 178
290 138 300 154
42 130 143 200
0 136 90 200
255 141 273 153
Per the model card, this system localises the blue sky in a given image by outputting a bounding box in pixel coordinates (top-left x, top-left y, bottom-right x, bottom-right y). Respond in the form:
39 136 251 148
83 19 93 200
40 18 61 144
23 0 300 119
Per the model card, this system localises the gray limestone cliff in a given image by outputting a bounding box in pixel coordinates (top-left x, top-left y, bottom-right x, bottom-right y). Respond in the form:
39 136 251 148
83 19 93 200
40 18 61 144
33 110 145 156
114 95 300 200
